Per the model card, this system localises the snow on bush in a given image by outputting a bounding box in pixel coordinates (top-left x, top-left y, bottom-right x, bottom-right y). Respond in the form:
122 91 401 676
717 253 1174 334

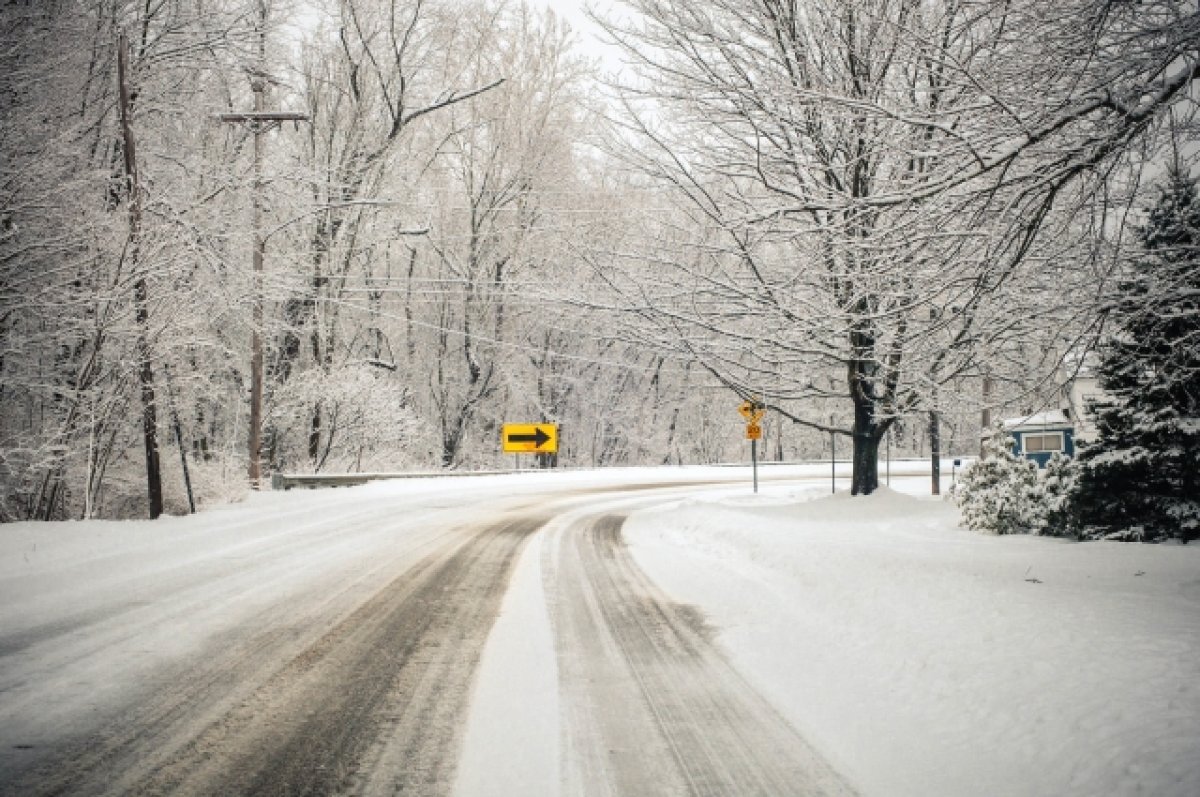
954 424 1040 535
1037 451 1079 538
268 363 422 473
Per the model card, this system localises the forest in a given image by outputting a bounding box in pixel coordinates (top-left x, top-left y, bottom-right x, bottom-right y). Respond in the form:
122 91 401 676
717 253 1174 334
2 0 1197 520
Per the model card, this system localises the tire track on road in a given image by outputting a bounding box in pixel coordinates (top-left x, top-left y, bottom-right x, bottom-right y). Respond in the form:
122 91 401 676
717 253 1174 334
4 512 544 797
0 500 463 789
548 513 856 796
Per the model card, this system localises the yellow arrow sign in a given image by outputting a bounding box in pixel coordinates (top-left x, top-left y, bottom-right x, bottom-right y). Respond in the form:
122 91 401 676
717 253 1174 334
738 399 765 421
502 423 558 454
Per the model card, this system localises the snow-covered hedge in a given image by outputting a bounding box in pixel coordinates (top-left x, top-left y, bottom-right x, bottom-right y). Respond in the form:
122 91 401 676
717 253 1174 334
954 425 1040 535
954 425 1079 537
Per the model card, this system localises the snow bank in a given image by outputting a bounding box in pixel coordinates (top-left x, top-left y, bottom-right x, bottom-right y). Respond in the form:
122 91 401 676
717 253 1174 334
625 480 1200 797
453 530 559 797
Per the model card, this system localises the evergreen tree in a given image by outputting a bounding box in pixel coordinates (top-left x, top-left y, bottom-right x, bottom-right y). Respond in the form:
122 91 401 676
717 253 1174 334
1071 171 1200 543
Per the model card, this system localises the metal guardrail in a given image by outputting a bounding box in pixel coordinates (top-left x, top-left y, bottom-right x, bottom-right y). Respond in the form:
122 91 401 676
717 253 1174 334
270 470 514 490
269 458 953 491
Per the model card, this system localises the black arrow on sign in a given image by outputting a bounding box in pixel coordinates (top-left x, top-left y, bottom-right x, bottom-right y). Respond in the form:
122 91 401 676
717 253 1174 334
507 427 551 448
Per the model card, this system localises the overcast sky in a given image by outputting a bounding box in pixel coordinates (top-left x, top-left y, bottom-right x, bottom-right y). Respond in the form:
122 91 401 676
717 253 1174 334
286 1 629 77
530 0 626 75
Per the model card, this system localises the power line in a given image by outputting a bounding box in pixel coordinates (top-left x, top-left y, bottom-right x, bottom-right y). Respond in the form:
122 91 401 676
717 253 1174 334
320 296 695 376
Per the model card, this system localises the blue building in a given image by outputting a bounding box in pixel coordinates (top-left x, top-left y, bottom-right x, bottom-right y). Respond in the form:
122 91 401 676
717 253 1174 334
1003 410 1076 467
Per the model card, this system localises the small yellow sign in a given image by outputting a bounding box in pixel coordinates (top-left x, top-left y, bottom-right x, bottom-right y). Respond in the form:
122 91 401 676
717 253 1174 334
745 422 762 441
502 423 558 454
739 400 765 424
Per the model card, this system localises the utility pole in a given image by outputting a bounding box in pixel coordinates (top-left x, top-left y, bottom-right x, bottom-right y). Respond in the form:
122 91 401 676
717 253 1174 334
930 383 941 496
930 409 941 495
981 374 994 458
118 33 163 519
218 32 307 489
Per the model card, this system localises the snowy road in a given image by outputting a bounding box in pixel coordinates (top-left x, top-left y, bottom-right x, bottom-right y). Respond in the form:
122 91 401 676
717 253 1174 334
545 511 853 796
0 469 856 796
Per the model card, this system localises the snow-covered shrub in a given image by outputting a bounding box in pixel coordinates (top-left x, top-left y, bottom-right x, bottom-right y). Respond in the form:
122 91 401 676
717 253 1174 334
159 454 248 515
955 424 1040 535
1035 452 1078 538
268 363 422 473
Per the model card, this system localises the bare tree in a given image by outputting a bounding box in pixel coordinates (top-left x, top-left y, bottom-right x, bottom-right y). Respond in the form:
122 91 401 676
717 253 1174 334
261 0 504 472
0 0 255 519
592 0 1199 493
406 3 586 466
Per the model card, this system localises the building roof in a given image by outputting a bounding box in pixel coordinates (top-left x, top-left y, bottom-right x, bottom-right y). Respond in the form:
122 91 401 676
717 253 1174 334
1002 410 1073 430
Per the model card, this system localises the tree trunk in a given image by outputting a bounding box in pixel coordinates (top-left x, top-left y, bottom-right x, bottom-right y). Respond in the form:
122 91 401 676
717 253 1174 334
850 433 880 494
929 410 942 495
308 403 322 466
850 394 881 495
774 413 784 462
980 374 993 457
135 277 163 518
441 426 461 468
848 324 886 495
118 33 162 519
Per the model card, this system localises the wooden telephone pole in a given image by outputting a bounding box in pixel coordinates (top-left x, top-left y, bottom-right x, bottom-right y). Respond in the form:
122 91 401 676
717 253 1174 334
219 57 306 489
117 33 163 519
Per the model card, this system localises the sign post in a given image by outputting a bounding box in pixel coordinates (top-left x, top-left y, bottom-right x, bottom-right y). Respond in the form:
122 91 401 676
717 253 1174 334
751 432 759 493
830 415 836 494
738 400 765 494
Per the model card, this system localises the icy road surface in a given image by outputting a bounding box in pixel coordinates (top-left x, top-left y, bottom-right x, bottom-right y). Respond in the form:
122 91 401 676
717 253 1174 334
0 467 856 796
4 463 1198 796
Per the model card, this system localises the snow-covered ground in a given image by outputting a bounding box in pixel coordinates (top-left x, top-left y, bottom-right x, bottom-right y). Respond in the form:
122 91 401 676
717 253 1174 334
4 463 1198 796
623 476 1200 797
